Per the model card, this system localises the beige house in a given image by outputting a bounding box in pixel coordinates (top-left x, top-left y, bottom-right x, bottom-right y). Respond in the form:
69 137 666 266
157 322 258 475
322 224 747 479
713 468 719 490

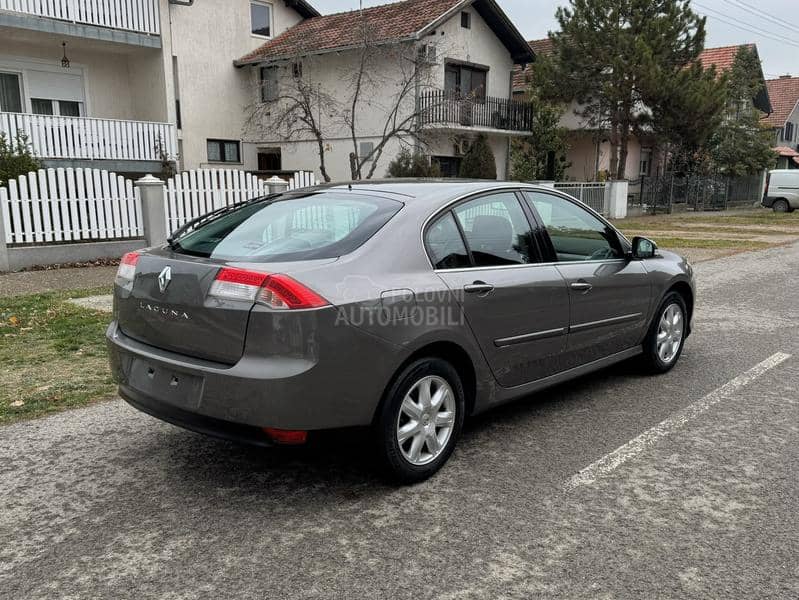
0 0 318 176
513 41 773 181
234 0 535 181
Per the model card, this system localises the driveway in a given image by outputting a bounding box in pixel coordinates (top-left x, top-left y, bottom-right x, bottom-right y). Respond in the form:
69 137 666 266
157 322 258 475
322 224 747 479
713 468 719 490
1 244 798 599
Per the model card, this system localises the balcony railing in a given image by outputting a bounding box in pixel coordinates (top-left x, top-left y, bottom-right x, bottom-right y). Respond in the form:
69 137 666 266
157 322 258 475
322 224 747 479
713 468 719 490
419 90 534 133
0 0 160 35
1 112 177 163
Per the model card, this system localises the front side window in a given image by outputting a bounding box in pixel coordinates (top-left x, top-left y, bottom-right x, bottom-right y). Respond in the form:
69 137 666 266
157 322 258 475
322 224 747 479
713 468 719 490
207 139 241 163
425 212 470 270
453 193 535 267
173 192 402 261
251 1 272 37
524 192 623 262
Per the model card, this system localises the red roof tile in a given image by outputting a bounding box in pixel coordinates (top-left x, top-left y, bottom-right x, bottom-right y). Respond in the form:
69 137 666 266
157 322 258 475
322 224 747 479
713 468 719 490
774 146 799 157
237 0 464 65
764 77 799 127
696 44 755 73
512 38 552 91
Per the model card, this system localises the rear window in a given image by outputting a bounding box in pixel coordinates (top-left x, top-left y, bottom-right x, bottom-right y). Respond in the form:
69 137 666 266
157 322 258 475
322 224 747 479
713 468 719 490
173 191 402 261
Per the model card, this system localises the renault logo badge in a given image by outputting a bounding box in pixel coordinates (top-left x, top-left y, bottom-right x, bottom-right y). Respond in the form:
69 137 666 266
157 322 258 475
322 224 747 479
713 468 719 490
158 266 172 294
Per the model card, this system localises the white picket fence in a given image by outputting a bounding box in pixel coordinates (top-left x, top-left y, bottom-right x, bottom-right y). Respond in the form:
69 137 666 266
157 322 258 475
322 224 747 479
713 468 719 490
1 168 319 246
0 0 161 35
165 169 269 232
288 171 317 191
1 168 142 244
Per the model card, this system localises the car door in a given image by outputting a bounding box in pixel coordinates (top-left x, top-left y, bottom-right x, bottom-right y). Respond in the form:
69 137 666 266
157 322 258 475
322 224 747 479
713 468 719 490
522 190 652 369
426 191 570 388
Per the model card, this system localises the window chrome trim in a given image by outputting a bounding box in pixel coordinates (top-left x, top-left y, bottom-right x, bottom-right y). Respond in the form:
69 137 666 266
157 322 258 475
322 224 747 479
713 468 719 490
434 258 628 274
420 184 630 271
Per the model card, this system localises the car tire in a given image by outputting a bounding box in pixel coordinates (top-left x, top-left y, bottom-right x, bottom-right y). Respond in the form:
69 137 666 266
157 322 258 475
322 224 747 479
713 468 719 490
641 292 688 374
374 358 465 484
773 199 790 213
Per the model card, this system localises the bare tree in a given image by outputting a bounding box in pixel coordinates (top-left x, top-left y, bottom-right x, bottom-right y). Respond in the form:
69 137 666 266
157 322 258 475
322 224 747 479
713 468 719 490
341 21 443 180
244 60 337 182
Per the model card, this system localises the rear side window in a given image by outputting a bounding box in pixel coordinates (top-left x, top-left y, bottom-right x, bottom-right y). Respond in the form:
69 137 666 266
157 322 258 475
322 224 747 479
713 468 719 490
173 192 402 261
425 212 470 270
453 193 536 267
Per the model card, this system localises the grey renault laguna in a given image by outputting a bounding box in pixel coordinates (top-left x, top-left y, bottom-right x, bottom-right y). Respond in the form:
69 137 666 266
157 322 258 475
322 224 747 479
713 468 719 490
107 181 694 483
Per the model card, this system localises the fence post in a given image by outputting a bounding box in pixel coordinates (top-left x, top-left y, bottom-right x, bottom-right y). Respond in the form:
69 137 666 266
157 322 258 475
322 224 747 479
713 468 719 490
605 180 629 219
136 174 167 247
267 176 289 195
0 206 9 272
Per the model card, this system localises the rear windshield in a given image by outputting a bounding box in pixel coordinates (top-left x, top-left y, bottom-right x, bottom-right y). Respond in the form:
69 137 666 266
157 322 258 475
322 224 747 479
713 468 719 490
172 191 402 261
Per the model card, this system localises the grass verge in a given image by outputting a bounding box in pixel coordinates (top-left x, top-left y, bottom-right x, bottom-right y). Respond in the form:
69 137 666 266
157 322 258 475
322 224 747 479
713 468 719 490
0 287 115 424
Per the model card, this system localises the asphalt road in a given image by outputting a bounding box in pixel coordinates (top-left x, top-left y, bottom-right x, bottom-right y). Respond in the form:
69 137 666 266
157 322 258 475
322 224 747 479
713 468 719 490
1 243 798 599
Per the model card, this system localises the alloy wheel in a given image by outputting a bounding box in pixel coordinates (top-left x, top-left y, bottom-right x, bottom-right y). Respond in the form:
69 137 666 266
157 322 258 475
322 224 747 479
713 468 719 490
657 303 684 364
396 375 456 466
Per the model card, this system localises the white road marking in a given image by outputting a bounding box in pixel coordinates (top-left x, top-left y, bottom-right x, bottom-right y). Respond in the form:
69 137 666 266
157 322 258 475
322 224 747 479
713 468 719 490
565 352 792 490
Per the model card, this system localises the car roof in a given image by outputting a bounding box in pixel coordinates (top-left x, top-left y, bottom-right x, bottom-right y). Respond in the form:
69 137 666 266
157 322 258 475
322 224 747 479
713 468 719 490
308 180 547 202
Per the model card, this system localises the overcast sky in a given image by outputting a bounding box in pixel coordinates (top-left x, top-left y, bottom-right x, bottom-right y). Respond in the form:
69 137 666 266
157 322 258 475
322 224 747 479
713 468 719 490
319 0 797 79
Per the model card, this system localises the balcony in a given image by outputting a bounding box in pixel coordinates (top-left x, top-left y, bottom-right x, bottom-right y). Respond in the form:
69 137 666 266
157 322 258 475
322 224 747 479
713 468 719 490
0 0 160 39
1 112 177 166
419 90 534 134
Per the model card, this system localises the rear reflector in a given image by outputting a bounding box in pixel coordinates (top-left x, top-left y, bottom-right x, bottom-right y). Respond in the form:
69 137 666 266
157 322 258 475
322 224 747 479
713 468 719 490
209 267 328 309
263 428 308 445
116 252 140 283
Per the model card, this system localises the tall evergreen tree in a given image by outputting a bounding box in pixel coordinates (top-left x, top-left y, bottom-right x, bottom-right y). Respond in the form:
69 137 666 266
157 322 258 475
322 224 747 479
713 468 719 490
550 0 707 179
708 47 776 176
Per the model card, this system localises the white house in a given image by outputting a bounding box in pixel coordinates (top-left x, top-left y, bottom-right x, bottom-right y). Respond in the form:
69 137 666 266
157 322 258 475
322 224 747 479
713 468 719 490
234 0 536 181
764 76 799 169
0 0 318 176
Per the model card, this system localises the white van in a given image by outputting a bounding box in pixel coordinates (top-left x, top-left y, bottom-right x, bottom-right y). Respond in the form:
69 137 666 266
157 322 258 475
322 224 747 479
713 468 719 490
763 170 799 212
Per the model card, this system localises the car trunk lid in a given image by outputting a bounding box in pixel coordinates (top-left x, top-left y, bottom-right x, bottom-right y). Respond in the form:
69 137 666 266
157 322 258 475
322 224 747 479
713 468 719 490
116 249 336 365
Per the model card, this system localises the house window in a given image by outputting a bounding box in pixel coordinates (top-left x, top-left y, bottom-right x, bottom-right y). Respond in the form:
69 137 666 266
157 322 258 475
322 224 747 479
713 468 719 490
292 62 303 79
785 122 795 142
461 11 471 29
251 1 272 37
207 139 241 163
445 63 487 99
0 72 23 113
433 156 462 178
359 141 374 162
639 148 652 176
258 148 282 171
31 98 82 117
260 66 279 102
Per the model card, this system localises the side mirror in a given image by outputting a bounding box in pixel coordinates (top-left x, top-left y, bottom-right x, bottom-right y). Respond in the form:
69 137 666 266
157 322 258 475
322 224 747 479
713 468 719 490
631 236 657 259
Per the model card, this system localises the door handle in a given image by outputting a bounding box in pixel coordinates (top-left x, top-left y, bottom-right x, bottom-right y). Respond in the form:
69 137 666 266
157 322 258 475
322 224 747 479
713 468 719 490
570 281 593 293
464 282 495 295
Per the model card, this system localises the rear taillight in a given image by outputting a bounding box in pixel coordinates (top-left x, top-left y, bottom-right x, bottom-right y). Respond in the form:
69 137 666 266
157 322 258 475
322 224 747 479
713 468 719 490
259 274 329 310
209 268 328 309
263 428 308 445
209 268 269 302
116 252 140 284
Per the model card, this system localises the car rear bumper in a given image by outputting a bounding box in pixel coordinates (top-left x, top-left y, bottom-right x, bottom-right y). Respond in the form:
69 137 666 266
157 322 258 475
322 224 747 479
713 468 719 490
120 384 275 447
106 318 400 432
